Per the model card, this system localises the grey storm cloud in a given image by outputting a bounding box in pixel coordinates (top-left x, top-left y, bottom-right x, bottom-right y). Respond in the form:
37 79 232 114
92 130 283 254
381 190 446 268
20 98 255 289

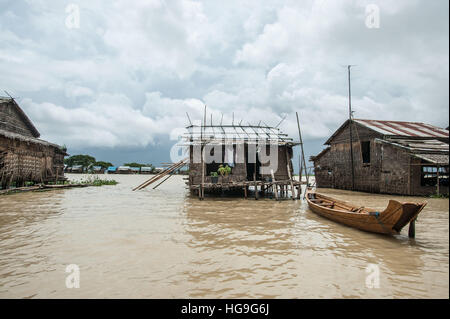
0 0 448 150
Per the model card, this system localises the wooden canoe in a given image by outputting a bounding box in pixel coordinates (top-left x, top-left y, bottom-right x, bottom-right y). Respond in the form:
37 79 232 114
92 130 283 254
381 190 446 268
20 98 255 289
305 190 427 235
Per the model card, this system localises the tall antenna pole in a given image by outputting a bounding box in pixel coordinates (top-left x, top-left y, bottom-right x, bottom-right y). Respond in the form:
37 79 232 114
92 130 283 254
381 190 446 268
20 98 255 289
296 112 309 197
348 65 355 191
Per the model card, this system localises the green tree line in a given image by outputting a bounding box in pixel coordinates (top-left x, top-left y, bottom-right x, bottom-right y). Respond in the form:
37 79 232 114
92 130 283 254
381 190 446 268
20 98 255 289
64 155 154 170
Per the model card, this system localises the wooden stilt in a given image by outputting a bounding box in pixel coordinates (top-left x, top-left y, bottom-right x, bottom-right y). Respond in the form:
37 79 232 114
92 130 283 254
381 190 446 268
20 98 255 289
271 169 278 201
253 171 258 200
200 143 205 200
286 148 295 200
408 219 416 238
261 181 265 197
244 186 247 199
436 165 440 196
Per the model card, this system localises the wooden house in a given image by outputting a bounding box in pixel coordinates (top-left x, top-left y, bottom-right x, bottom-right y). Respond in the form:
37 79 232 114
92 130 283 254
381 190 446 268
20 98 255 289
182 123 302 199
130 167 140 174
140 166 153 174
311 119 449 196
117 166 131 174
70 165 84 173
0 97 67 188
91 166 105 174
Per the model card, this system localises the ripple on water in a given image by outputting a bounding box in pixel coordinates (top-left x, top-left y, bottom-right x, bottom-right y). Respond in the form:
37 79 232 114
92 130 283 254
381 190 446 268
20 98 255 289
0 175 448 298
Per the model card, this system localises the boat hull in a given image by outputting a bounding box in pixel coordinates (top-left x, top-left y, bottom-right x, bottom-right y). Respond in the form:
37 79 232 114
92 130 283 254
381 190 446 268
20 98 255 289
306 191 427 235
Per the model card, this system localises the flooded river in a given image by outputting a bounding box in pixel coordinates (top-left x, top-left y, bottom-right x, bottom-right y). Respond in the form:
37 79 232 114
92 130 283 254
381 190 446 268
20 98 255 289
0 174 448 298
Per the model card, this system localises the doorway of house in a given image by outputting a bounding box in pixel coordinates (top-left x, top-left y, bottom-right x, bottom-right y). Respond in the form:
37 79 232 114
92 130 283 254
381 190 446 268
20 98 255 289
246 146 261 181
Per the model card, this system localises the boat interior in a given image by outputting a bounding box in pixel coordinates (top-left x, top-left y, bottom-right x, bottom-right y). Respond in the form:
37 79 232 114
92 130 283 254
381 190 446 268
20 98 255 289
307 192 368 213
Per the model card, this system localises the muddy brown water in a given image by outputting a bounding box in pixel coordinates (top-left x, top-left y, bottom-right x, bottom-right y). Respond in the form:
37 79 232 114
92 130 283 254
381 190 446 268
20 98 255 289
0 174 448 298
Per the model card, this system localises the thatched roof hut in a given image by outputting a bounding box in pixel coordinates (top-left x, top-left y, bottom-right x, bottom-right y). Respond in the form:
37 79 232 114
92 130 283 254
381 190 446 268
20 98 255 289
0 97 67 188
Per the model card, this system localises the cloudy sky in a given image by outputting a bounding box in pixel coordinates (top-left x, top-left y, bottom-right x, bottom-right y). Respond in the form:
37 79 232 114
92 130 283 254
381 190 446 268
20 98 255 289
0 0 448 166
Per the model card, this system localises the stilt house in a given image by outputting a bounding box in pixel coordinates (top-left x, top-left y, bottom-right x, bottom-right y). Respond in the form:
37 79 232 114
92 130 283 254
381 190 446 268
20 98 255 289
311 119 449 196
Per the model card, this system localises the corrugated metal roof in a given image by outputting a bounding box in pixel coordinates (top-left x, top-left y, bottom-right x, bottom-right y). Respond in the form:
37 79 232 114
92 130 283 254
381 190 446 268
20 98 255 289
384 138 449 153
354 119 449 138
374 138 449 164
412 154 449 165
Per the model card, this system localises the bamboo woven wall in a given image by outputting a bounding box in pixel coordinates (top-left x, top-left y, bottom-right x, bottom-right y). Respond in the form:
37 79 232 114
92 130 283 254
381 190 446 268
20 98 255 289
0 135 65 188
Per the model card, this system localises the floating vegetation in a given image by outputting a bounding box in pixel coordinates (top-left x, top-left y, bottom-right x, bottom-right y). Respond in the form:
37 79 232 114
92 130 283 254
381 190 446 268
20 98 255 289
74 176 118 186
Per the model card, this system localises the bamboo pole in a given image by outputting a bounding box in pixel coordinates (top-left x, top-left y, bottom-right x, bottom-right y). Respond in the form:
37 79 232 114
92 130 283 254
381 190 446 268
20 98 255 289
298 154 302 184
152 173 174 189
348 65 355 191
201 146 205 200
139 161 185 188
200 105 206 200
133 159 186 190
139 161 184 190
286 148 295 199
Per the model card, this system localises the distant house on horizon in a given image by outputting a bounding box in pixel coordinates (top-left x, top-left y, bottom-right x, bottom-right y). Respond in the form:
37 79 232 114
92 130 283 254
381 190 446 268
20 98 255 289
311 119 449 196
91 166 105 174
107 166 117 174
140 166 153 174
117 166 131 174
130 167 140 174
70 165 84 173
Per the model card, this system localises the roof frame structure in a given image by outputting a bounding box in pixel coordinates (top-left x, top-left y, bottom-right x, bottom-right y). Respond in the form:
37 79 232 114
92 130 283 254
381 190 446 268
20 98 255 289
182 123 297 146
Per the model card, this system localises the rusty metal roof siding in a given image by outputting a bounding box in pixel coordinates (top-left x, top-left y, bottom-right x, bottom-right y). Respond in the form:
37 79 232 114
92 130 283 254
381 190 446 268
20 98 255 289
375 138 449 165
412 153 449 165
385 138 449 152
354 119 449 138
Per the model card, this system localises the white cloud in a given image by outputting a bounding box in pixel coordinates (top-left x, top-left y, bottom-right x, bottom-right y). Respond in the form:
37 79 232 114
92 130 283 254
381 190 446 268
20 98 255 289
0 0 448 154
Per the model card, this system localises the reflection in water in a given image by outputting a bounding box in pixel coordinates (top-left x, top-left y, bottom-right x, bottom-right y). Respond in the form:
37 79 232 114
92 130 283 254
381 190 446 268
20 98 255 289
0 175 448 298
